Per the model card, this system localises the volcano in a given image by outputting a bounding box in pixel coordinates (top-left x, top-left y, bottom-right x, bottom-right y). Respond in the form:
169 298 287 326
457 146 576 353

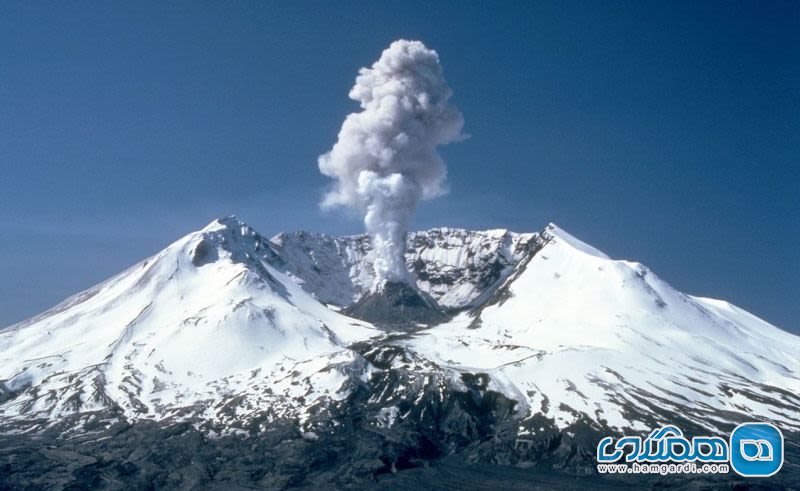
1 217 798 489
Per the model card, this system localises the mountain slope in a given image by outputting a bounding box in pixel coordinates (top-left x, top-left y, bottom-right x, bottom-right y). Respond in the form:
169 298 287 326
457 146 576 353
2 218 798 434
1 218 798 488
0 217 378 430
406 224 800 434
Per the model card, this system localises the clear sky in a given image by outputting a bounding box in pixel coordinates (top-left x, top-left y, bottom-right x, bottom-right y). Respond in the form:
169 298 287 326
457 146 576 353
1 1 797 332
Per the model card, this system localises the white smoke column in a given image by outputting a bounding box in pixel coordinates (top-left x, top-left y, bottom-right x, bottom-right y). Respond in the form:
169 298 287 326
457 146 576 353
318 40 464 287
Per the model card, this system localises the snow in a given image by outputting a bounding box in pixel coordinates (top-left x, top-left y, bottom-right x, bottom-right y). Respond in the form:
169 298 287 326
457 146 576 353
545 223 609 259
405 222 800 431
1 216 798 435
0 217 379 424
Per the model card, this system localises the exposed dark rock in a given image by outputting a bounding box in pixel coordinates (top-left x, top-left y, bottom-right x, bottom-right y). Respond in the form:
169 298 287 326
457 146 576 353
190 239 218 267
345 281 449 329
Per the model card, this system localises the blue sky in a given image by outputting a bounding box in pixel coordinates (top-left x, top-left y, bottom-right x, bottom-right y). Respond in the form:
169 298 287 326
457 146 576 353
1 1 797 332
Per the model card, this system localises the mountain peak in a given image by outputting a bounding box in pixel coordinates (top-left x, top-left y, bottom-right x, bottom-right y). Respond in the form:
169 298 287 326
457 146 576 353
543 222 609 259
200 215 251 233
188 216 271 268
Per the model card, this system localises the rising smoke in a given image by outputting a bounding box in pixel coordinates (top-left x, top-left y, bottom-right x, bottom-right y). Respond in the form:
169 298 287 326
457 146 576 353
318 40 464 287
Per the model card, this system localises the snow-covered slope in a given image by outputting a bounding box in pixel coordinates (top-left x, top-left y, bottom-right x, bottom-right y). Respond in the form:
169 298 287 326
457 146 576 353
406 224 800 433
1 217 798 442
0 217 377 429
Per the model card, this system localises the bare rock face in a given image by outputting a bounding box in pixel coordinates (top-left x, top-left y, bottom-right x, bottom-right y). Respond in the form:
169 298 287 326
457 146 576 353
344 280 449 329
268 227 537 310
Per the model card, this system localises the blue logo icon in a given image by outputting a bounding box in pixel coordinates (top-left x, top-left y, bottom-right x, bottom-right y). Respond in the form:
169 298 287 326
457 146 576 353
730 423 784 477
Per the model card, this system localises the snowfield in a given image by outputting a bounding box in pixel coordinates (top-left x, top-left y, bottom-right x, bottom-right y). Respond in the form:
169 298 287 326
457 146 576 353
1 217 798 437
404 224 800 432
0 218 378 427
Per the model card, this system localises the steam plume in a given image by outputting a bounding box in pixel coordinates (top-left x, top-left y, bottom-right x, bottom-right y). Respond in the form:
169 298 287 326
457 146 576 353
318 40 463 286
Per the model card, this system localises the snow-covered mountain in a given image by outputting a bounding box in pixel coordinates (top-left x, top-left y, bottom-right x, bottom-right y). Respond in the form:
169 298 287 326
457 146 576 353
268 221 800 434
1 217 798 487
0 218 378 430
406 224 800 433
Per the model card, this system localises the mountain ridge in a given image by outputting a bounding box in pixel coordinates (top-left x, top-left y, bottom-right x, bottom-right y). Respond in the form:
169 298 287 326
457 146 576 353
1 216 798 488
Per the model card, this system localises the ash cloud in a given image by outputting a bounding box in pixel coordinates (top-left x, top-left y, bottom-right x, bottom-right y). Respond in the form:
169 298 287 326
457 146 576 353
318 40 464 286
